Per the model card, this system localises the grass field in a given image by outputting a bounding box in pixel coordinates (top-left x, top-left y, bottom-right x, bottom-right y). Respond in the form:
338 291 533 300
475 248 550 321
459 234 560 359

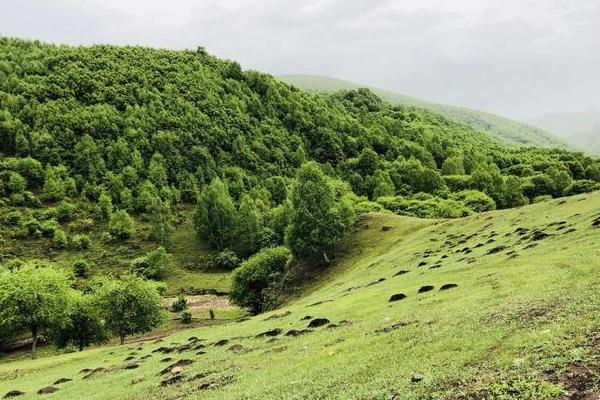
2 192 600 399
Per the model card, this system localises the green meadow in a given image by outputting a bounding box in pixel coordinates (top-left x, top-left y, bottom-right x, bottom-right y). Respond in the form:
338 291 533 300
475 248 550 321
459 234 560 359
2 192 600 399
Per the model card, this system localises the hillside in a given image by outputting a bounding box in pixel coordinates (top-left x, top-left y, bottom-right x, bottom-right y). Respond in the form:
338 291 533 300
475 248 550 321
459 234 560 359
280 74 568 149
2 192 600 399
528 110 600 155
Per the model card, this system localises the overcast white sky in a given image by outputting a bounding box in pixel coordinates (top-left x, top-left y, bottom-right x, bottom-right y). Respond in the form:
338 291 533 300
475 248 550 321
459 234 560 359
1 0 599 119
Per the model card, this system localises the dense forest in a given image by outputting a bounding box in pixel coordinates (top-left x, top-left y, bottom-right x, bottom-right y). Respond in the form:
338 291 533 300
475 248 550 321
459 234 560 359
1 38 600 355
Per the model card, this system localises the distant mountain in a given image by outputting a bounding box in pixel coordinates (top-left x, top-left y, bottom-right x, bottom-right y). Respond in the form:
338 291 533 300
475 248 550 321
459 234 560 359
280 74 568 149
528 110 600 154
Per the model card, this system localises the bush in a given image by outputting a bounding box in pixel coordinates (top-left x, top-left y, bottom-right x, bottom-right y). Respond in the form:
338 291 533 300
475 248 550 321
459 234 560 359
53 229 68 249
230 246 290 314
212 249 240 270
56 201 76 222
130 246 170 280
4 211 22 226
40 219 60 238
108 209 134 241
71 218 94 232
72 234 91 250
24 218 42 236
452 190 496 212
564 180 600 196
180 310 192 324
171 295 188 312
73 260 90 278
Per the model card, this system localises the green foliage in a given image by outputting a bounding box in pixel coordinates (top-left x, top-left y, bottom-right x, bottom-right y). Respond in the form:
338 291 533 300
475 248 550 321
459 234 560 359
94 275 165 344
108 209 134 241
147 197 174 245
130 246 170 280
213 249 241 270
7 171 26 194
54 292 108 351
230 246 291 314
97 192 113 221
53 228 68 249
180 310 192 324
194 178 238 251
0 266 71 358
452 190 497 212
286 162 354 263
72 260 90 278
171 295 188 313
56 200 76 222
72 234 91 250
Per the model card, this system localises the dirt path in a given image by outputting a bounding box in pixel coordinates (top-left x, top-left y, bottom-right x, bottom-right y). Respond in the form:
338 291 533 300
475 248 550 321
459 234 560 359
164 294 234 311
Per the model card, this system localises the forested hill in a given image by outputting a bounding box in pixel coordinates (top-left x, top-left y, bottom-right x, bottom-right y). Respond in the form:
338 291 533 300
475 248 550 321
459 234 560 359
0 37 599 228
279 74 568 149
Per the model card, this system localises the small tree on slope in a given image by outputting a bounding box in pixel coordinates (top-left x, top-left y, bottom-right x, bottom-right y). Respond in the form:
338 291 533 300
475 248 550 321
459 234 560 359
94 276 165 345
0 266 70 358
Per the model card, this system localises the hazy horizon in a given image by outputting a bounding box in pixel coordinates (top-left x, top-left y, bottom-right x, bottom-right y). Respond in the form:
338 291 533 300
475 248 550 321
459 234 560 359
1 0 599 120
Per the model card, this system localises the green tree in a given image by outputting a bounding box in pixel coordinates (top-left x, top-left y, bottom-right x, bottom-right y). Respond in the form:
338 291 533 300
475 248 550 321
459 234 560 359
97 192 113 221
7 172 27 194
148 197 173 245
194 178 238 251
94 276 165 345
286 162 353 263
108 209 134 241
230 246 290 314
0 266 70 358
42 166 66 201
55 292 108 351
441 156 466 175
130 246 170 280
235 194 263 256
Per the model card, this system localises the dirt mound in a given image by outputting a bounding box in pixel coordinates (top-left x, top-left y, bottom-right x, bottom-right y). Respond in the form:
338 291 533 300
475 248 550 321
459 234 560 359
255 328 283 338
418 285 434 293
160 359 194 375
439 284 458 291
389 293 407 302
307 318 330 328
285 329 311 337
3 390 25 398
37 386 59 395
487 245 507 255
53 378 72 385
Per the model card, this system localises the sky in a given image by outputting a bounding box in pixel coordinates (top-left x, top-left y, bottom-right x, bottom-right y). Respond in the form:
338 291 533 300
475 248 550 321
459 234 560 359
1 0 599 119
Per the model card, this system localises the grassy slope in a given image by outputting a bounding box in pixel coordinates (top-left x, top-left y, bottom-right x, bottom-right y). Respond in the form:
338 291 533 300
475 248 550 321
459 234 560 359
2 192 600 399
280 74 568 149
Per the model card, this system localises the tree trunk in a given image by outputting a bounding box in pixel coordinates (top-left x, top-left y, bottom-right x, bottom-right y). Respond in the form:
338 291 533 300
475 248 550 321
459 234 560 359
120 336 125 345
31 328 38 359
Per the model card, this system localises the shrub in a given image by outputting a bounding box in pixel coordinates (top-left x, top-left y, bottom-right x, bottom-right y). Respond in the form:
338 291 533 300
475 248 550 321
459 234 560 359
72 260 90 278
180 310 192 324
452 190 496 212
212 249 240 270
108 209 133 241
4 211 22 226
56 201 76 222
564 180 600 196
53 229 68 249
71 218 94 232
171 295 188 312
230 246 290 314
40 219 60 238
72 234 91 250
24 218 42 236
130 246 169 280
